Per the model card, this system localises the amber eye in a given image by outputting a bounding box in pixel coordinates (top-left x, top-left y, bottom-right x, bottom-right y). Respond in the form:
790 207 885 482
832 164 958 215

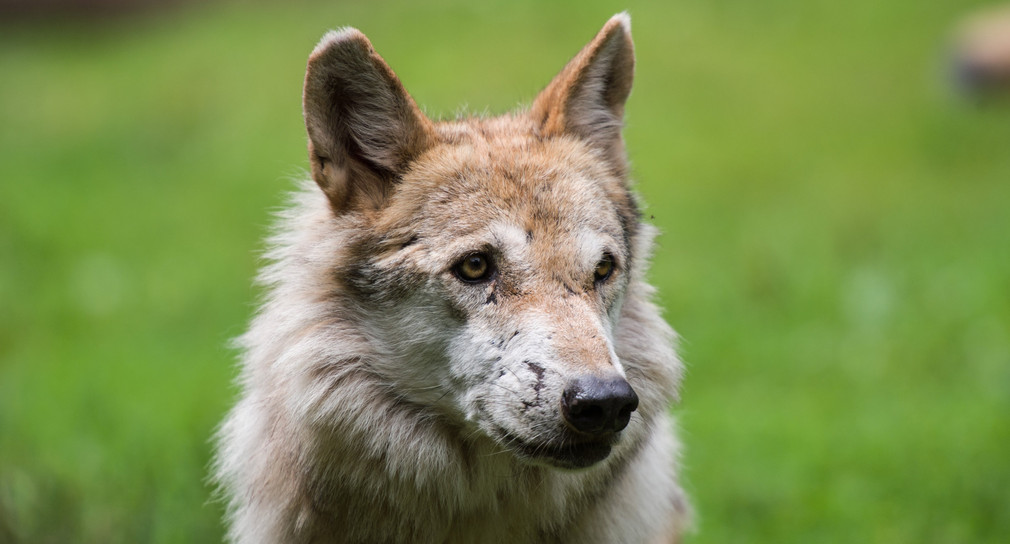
454 252 494 283
594 253 615 283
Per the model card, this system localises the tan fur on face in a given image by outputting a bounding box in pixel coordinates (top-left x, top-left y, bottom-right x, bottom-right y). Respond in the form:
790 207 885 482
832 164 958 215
380 128 634 369
215 13 690 544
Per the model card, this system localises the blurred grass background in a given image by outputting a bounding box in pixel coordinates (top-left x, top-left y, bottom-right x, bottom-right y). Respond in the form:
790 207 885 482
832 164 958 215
1 0 1009 542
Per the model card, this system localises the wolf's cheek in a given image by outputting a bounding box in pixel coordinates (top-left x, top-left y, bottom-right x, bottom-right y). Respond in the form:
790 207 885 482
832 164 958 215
440 324 540 423
443 329 511 424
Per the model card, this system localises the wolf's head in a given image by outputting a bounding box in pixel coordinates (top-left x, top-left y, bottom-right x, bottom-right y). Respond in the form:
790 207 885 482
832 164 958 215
297 14 678 470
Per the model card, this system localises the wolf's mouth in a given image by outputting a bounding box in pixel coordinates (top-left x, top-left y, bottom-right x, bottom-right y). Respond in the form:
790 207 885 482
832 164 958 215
496 429 615 469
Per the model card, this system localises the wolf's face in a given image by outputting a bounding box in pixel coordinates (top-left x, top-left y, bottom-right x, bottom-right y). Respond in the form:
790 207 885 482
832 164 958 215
353 132 642 469
302 16 643 469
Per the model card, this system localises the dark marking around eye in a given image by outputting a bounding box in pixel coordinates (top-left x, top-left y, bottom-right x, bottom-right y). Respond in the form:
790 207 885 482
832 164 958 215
526 230 533 242
594 253 615 283
485 291 497 305
454 252 494 283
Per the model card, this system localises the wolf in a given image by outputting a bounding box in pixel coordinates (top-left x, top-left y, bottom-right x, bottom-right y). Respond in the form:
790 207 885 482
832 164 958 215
214 12 690 543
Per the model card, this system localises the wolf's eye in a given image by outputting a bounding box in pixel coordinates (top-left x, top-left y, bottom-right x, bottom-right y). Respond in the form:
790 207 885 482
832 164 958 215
454 252 494 283
594 253 615 283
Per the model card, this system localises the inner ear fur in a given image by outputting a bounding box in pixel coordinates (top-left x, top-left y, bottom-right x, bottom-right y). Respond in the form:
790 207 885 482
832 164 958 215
303 28 434 213
531 13 635 173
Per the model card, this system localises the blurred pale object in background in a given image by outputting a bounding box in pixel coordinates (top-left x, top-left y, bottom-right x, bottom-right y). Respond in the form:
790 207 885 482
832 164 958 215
953 3 1010 98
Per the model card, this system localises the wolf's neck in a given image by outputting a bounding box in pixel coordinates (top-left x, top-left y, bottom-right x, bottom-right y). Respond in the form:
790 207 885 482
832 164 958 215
297 413 608 542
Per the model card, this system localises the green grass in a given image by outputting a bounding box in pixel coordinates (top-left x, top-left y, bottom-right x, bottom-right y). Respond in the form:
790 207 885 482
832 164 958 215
2 0 1008 542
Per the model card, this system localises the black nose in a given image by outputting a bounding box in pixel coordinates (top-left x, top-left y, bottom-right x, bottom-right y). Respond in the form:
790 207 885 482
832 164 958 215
561 376 639 436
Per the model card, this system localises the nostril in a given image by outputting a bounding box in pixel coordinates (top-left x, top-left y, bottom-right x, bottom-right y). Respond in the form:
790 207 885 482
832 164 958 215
568 403 606 430
561 376 639 436
614 397 637 431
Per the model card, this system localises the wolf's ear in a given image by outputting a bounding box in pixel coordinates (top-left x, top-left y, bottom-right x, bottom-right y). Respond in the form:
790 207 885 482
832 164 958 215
531 13 635 173
303 29 434 213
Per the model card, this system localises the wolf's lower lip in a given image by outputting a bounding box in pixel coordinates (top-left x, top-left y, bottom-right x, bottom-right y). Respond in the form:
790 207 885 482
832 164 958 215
529 440 612 469
498 430 614 469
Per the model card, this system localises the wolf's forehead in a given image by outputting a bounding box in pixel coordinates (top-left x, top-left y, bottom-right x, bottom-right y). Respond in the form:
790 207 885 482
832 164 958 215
421 164 621 240
409 137 620 215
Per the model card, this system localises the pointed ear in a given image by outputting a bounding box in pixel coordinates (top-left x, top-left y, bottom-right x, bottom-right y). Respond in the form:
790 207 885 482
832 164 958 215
531 13 635 173
303 28 434 213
